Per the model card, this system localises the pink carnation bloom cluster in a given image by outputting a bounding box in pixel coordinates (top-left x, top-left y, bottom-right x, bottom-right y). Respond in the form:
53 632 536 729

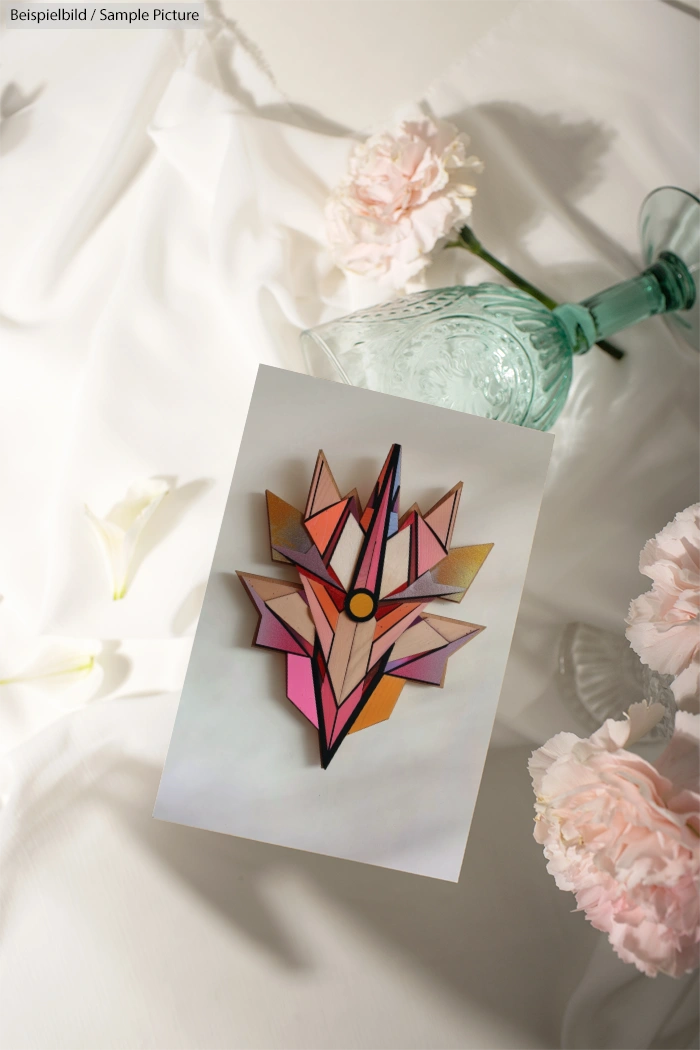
626 503 700 710
530 703 699 978
326 118 482 288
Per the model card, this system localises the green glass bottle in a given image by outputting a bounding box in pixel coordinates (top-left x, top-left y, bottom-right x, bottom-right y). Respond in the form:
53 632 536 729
301 188 699 431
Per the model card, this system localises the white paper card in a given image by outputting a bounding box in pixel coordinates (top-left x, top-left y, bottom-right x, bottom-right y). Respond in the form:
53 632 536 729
155 365 553 880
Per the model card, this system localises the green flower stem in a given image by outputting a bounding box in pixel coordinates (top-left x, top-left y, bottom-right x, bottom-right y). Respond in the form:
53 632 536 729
448 225 625 361
451 225 558 309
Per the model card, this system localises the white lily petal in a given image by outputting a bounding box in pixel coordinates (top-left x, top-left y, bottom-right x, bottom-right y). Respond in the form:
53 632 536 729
85 479 169 600
0 638 101 689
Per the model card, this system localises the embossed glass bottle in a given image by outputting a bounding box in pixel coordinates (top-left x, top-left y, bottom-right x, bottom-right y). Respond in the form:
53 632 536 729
301 188 699 431
557 622 676 744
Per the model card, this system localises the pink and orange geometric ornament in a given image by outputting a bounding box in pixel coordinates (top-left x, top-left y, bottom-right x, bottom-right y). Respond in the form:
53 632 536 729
238 445 493 768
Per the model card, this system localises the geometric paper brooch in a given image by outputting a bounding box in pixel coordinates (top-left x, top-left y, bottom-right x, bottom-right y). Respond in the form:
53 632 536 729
238 444 493 768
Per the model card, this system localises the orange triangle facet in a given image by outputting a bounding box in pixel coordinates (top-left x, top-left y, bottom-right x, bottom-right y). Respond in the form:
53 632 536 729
305 498 348 555
348 675 405 734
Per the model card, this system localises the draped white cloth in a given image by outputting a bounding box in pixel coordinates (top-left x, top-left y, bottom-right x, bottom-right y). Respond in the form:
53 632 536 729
0 2 698 1047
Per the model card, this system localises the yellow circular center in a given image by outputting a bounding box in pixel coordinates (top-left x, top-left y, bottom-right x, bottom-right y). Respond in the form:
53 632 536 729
348 592 374 619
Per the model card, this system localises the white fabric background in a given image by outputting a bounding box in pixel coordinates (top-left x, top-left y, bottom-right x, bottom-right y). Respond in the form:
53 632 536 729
1 1 698 1047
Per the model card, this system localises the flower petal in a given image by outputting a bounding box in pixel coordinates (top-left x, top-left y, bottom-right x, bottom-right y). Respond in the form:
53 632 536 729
0 638 100 689
626 504 700 679
326 118 481 288
624 700 667 746
85 478 169 600
530 705 700 978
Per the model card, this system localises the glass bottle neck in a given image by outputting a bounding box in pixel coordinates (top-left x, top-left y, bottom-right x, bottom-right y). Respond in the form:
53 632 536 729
552 251 696 354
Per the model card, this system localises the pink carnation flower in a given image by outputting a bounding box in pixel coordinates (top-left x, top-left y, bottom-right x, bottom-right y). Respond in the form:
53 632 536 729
326 118 482 288
530 703 700 978
626 504 700 709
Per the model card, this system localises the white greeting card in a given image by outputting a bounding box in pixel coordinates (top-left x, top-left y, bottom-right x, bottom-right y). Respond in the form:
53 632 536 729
155 365 553 880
